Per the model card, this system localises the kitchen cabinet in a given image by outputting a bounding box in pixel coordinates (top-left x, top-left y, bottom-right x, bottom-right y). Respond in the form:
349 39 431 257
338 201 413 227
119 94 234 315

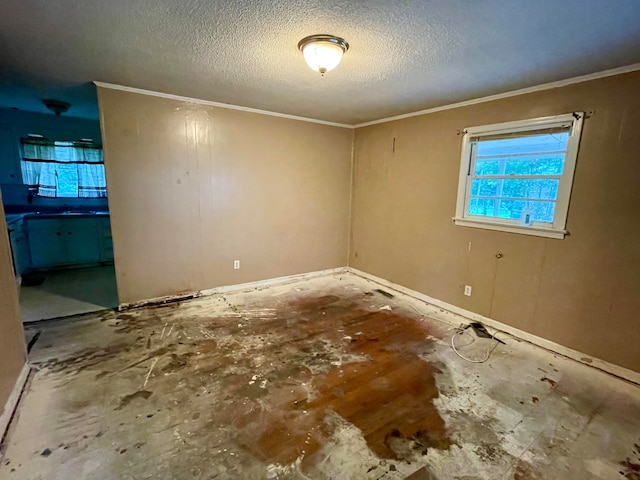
63 218 101 264
27 219 68 267
7 215 30 275
25 215 112 269
99 217 114 262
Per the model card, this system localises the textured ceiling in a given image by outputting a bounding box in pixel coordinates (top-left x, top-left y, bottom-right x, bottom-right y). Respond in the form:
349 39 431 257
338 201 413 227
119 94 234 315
1 1 640 124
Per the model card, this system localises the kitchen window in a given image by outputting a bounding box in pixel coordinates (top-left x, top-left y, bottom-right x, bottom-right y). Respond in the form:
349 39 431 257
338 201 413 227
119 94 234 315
21 137 107 198
453 113 584 239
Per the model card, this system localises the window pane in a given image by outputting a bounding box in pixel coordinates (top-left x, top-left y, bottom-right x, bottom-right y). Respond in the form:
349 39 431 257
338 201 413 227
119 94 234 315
56 164 79 197
468 197 497 217
470 178 559 201
529 201 556 223
470 178 499 197
474 159 501 176
502 179 559 200
476 132 569 157
468 198 556 223
475 154 565 176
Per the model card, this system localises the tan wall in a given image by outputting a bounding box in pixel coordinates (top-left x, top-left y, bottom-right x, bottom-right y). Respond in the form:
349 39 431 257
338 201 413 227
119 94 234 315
351 71 640 372
0 191 27 413
97 88 353 304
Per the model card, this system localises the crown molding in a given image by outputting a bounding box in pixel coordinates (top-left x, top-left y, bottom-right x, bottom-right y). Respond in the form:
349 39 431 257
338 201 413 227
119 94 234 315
93 81 354 129
95 63 640 130
354 63 640 128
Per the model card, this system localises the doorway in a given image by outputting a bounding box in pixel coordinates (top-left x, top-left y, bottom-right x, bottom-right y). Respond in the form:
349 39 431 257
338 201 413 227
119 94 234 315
0 107 118 323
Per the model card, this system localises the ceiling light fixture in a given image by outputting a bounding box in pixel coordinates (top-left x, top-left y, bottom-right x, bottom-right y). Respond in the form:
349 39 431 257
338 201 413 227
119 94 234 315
42 99 71 116
298 34 349 76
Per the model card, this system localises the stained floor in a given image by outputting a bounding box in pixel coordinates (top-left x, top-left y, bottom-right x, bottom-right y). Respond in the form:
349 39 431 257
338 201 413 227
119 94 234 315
2 273 640 479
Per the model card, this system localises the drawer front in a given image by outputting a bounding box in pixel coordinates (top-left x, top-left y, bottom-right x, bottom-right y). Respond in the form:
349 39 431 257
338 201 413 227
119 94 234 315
61 217 98 232
25 218 63 231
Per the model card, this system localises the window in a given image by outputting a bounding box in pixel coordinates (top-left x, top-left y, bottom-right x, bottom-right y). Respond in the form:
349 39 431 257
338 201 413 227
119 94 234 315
21 137 107 198
454 113 584 239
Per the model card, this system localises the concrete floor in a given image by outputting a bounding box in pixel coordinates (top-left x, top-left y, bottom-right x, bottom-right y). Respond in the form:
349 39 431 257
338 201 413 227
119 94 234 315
2 273 640 479
19 266 118 323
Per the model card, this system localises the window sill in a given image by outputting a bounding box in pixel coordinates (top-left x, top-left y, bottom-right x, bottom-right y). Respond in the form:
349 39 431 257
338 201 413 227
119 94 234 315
452 217 567 239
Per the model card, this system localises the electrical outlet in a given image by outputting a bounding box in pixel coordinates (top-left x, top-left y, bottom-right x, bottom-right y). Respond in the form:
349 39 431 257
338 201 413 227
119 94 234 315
233 260 240 270
464 285 472 296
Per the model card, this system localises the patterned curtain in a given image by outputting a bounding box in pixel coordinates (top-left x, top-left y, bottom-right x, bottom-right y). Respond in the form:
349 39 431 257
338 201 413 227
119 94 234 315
78 163 107 198
21 138 107 198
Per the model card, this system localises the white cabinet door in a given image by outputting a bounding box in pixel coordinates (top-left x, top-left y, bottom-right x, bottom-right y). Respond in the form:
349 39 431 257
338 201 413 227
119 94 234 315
64 218 100 264
27 220 67 268
26 217 102 268
9 230 30 275
99 216 114 262
13 234 30 275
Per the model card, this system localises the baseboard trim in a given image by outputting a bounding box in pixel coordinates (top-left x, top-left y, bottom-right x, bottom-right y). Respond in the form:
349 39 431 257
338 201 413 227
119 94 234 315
0 363 31 443
115 265 639 384
347 267 640 386
118 267 348 311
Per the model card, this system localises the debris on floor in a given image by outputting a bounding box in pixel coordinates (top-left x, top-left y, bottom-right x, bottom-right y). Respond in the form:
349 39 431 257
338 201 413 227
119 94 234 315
4 274 640 479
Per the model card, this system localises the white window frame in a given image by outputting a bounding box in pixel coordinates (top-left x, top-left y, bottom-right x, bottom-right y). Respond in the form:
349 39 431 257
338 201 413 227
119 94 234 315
453 113 584 239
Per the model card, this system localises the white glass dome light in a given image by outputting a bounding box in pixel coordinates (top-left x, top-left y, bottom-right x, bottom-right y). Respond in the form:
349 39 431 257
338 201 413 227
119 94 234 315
298 35 349 75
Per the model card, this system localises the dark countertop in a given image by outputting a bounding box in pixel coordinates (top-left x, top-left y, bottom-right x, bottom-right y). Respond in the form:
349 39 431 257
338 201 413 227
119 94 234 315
5 214 25 227
23 212 110 220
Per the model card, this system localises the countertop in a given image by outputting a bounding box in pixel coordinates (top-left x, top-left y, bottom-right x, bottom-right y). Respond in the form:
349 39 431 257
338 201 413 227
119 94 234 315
5 212 110 226
22 212 110 220
5 214 24 227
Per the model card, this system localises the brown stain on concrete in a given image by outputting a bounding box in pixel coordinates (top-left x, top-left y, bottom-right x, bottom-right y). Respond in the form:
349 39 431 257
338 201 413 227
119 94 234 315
160 352 194 372
513 459 538 480
405 466 437 479
12 279 640 479
116 390 153 410
112 312 163 333
34 342 132 374
620 441 640 480
621 459 640 480
245 294 451 464
34 288 451 472
540 377 557 387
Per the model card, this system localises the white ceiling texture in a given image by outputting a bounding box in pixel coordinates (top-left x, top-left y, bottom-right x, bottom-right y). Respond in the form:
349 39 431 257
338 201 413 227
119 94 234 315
1 0 640 125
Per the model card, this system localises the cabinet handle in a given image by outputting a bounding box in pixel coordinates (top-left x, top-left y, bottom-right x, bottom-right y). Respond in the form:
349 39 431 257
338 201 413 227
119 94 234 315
67 232 72 235
56 232 61 236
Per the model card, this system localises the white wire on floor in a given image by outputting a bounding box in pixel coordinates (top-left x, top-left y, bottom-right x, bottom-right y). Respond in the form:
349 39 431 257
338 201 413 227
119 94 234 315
376 295 501 364
451 326 502 363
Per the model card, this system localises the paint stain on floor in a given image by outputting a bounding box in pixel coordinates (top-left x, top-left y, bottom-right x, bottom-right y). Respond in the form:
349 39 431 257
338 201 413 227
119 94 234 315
620 441 640 480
